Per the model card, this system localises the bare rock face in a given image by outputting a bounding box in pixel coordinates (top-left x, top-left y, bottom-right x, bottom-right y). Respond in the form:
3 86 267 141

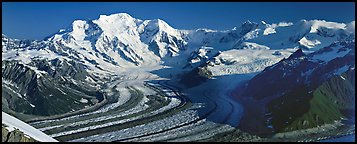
2 126 9 142
2 125 37 142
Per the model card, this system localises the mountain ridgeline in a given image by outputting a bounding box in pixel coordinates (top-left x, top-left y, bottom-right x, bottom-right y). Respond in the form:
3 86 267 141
2 58 104 117
236 40 355 136
2 13 355 137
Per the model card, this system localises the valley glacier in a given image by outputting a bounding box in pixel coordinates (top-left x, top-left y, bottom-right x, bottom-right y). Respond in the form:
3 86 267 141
2 13 355 142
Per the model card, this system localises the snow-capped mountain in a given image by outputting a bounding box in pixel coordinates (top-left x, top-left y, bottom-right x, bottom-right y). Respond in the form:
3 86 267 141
3 13 354 72
2 13 355 142
2 12 355 118
242 20 355 51
44 13 188 68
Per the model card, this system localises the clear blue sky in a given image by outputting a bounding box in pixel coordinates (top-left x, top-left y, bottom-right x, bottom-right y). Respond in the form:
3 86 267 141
2 2 355 40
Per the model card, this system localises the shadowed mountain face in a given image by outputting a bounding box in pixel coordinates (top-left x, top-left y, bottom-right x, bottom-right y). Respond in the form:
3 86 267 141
241 41 354 100
2 59 103 116
266 69 354 133
236 40 355 136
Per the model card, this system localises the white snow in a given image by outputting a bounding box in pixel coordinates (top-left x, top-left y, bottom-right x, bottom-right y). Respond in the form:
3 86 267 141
263 26 277 35
309 20 346 33
29 103 36 108
237 42 270 50
190 57 200 64
261 22 293 36
79 98 88 103
2 49 60 64
240 19 352 51
188 46 219 66
299 37 321 48
3 15 354 77
56 88 67 95
2 112 58 142
38 125 63 131
278 22 294 27
93 87 133 113
85 76 96 83
311 45 351 63
207 48 294 76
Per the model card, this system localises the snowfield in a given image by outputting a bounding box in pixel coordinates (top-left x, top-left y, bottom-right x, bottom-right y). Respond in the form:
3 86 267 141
207 49 295 76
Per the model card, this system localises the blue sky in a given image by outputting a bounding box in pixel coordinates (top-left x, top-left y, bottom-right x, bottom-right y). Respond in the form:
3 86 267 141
2 2 355 40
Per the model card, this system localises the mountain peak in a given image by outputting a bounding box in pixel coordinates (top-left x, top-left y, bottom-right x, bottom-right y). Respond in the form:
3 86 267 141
154 19 173 30
243 20 253 24
288 48 305 59
98 13 134 20
95 13 138 26
239 20 259 34
92 13 140 37
72 20 89 29
70 20 92 41
309 20 347 32
142 18 176 35
295 19 347 33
